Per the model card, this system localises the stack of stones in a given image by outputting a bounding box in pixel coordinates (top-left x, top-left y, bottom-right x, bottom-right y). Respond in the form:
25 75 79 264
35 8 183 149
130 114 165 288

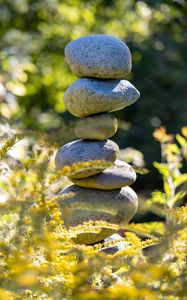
55 35 140 250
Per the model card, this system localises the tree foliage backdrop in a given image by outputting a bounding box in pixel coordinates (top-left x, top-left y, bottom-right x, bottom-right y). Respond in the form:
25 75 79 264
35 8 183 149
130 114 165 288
0 0 186 168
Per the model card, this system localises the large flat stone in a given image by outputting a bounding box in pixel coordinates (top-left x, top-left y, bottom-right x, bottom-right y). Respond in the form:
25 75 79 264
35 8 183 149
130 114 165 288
65 35 132 79
74 113 118 140
58 185 138 244
70 160 136 189
64 78 140 117
55 139 119 178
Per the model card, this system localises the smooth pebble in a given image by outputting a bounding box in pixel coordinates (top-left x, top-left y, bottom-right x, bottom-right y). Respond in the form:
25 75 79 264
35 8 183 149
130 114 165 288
74 113 118 140
55 139 119 178
64 78 140 117
70 160 136 189
59 185 138 244
65 35 132 79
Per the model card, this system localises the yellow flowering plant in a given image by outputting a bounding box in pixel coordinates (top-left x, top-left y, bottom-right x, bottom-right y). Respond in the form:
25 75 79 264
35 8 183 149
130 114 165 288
0 124 186 300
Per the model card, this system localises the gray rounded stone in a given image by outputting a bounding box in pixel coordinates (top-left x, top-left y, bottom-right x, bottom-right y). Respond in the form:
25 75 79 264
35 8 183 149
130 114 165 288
65 35 132 79
74 113 118 140
99 233 126 254
70 160 136 189
55 139 119 178
64 78 140 117
58 185 138 244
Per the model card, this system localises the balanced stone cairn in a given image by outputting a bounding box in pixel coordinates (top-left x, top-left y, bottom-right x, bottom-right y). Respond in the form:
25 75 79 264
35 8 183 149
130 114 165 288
55 35 140 250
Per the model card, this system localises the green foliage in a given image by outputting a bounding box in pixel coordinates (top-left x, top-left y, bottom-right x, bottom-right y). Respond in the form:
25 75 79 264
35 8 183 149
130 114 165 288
0 122 186 299
150 126 187 209
0 0 186 166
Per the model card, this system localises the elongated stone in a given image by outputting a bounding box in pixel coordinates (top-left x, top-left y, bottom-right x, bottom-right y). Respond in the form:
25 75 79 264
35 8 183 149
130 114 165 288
65 35 132 79
64 78 140 117
55 139 119 178
74 113 118 140
70 160 136 190
59 185 138 244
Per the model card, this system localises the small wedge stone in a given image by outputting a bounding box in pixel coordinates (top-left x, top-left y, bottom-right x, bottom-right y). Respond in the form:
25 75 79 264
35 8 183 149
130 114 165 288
55 139 119 178
99 233 126 254
70 160 136 189
64 78 140 117
65 34 132 79
59 185 138 244
74 113 118 140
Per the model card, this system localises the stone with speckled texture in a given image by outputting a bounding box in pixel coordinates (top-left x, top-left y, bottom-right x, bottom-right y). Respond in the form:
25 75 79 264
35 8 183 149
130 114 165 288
74 113 118 140
65 35 132 79
70 160 136 189
55 139 119 178
59 185 138 244
64 78 140 117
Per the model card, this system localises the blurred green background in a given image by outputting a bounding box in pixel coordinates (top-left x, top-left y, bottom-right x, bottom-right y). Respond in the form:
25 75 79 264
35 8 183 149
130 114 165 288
0 0 186 188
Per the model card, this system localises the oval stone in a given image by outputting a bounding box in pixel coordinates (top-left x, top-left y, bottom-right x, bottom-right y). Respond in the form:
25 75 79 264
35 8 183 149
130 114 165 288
65 35 132 79
64 78 140 117
55 139 119 178
59 185 138 244
70 160 136 189
74 113 118 140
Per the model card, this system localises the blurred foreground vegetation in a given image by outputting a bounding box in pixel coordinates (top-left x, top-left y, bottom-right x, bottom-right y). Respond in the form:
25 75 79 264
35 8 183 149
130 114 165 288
0 120 187 299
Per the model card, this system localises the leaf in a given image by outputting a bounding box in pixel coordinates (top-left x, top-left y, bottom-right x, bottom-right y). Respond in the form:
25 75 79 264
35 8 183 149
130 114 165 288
59 160 111 177
132 166 150 175
174 173 187 188
181 126 187 138
123 222 165 238
153 162 170 177
149 191 167 205
153 127 173 143
141 237 160 249
164 143 180 155
176 134 187 148
174 191 187 203
164 181 171 199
